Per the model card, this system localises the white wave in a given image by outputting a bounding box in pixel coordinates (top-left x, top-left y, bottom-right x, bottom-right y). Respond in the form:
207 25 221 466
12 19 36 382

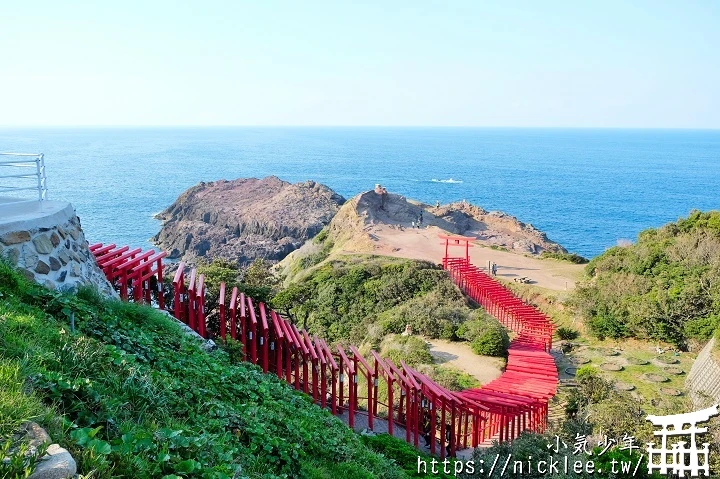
430 178 463 184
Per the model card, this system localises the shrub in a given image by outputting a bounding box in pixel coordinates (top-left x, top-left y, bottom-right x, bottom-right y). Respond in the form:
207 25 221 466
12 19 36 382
419 365 479 391
556 326 579 340
572 211 720 348
282 257 471 344
470 326 509 357
540 251 589 264
313 227 329 245
381 335 433 366
361 434 455 479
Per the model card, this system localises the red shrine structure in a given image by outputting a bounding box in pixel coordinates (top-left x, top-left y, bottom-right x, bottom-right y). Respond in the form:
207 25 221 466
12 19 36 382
88 234 558 457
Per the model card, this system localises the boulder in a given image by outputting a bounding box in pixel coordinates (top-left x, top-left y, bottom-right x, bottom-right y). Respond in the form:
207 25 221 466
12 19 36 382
28 444 77 479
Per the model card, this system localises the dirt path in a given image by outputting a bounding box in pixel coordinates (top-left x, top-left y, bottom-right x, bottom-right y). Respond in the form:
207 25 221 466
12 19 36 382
426 339 504 385
347 224 583 291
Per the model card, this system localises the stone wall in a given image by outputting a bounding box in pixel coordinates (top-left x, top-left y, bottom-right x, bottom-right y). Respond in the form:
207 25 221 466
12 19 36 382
686 337 720 407
0 202 115 297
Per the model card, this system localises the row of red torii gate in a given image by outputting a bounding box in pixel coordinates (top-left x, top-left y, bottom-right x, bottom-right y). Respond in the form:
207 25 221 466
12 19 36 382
88 235 558 458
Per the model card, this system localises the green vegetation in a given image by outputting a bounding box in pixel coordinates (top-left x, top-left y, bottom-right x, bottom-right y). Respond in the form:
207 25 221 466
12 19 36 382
464 431 662 479
271 256 509 359
416 365 480 391
0 439 49 479
0 261 410 478
196 257 278 306
539 251 589 264
360 434 455 479
556 326 579 340
573 210 720 348
379 335 433 366
456 318 509 357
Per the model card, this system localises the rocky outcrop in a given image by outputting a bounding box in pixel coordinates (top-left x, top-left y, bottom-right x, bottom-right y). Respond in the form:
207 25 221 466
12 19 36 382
328 190 566 255
0 202 115 296
153 176 345 265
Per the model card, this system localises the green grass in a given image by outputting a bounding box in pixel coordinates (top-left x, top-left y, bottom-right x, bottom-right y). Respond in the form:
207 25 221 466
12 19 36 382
0 359 57 438
539 251 589 264
0 260 412 479
572 342 693 409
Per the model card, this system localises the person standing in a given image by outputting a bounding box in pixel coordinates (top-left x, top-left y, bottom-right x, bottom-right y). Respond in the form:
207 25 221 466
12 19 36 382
491 262 498 276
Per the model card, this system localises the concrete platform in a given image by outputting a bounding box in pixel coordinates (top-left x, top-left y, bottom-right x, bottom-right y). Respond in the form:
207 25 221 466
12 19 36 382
0 197 76 234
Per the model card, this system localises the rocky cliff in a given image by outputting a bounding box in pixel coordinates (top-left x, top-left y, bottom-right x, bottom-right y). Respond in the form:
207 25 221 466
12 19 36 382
153 176 345 264
327 190 566 255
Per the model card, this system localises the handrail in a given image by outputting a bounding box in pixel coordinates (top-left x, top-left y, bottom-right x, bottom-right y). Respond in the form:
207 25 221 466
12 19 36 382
0 153 48 202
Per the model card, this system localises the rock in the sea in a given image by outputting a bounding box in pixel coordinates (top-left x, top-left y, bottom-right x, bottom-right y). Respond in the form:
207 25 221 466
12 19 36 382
153 176 345 264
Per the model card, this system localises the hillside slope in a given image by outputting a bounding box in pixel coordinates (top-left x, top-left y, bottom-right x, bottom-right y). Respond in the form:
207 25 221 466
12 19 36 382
0 261 409 479
573 210 720 349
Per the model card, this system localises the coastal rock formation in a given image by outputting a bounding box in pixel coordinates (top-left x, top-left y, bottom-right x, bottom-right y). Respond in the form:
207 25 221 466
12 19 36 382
153 176 345 264
327 190 566 255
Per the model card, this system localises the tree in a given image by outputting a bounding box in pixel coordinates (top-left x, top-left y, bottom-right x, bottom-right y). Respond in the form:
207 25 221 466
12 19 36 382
272 282 312 327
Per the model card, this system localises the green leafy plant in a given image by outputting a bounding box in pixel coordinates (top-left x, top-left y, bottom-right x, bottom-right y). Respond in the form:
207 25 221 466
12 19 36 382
0 439 49 479
556 326 579 340
0 261 408 478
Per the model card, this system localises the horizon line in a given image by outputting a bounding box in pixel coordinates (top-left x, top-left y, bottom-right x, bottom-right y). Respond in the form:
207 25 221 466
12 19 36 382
0 124 719 130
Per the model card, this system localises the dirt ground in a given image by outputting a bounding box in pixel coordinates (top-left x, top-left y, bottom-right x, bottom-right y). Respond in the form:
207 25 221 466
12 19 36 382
426 339 504 385
347 224 583 291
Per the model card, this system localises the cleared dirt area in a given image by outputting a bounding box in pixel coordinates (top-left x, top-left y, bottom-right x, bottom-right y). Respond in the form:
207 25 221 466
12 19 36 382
345 224 584 291
426 339 505 385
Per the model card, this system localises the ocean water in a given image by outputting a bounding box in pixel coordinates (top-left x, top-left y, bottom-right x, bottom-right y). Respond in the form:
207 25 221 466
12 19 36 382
1 127 719 258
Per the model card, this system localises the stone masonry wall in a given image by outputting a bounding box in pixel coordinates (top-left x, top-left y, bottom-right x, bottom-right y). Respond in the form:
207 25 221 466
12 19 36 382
686 337 720 407
0 204 115 297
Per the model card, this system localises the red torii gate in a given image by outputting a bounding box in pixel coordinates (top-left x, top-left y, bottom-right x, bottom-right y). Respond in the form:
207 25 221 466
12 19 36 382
439 234 476 269
92 242 557 458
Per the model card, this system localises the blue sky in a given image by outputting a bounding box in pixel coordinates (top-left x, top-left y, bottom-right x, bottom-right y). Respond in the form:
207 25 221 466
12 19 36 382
1 1 718 127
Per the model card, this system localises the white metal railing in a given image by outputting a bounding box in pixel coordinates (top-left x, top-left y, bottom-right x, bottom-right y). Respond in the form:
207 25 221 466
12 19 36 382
0 153 48 202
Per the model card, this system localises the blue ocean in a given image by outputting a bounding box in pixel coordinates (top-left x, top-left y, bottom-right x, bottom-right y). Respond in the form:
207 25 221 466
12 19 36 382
1 127 719 258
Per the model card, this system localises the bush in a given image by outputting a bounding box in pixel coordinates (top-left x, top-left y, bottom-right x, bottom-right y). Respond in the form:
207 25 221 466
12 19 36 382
457 315 510 357
281 257 471 344
556 326 579 340
572 211 720 348
420 365 479 391
381 335 433 366
313 227 329 245
540 251 589 264
470 326 509 357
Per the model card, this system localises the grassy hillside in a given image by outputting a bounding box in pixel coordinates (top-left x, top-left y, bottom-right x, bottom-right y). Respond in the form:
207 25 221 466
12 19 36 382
0 261 418 479
573 210 720 349
272 255 508 358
